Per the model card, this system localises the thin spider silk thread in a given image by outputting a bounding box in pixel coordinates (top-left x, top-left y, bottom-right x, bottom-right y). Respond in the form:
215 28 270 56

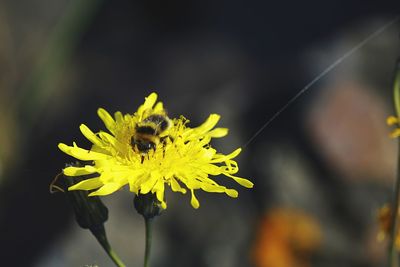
241 15 400 150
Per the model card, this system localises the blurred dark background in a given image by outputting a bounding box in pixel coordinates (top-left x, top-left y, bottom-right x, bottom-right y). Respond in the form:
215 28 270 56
0 0 399 266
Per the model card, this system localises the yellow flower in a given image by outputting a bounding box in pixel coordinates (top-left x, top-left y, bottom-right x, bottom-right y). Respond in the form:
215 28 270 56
58 92 253 209
387 115 400 138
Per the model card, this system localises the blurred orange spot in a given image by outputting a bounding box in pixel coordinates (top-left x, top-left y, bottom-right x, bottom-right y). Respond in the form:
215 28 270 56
251 208 322 267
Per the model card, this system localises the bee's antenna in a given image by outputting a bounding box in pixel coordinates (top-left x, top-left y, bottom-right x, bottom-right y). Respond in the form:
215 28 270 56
242 15 400 149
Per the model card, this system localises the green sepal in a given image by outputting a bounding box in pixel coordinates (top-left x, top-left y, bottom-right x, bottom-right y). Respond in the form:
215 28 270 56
62 162 108 229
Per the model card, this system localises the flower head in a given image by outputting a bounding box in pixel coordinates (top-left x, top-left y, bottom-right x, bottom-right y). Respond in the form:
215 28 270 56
58 92 253 209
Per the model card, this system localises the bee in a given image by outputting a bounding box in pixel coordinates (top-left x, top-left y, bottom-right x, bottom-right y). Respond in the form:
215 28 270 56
131 114 172 154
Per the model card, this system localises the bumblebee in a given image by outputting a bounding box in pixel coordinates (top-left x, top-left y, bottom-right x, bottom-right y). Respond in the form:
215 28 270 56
131 114 171 153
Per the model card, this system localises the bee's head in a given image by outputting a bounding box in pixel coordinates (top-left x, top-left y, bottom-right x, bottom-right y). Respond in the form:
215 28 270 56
132 138 156 153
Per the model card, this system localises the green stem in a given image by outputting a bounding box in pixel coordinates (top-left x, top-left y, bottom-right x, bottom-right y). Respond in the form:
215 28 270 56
91 226 126 267
393 61 400 117
105 248 126 267
389 61 400 267
144 218 153 267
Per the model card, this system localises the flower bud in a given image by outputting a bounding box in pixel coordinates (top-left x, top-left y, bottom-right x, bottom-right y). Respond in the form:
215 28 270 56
133 193 163 219
62 163 108 229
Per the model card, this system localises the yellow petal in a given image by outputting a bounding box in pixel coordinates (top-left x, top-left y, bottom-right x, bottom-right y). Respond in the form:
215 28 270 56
221 160 239 173
144 92 158 108
97 108 116 134
190 189 200 209
98 131 118 147
211 148 241 163
207 127 228 138
185 114 220 139
225 189 238 198
198 182 238 198
225 173 254 188
114 111 124 123
137 92 158 119
153 102 165 113
89 182 123 196
200 183 225 193
198 114 220 131
80 124 103 147
199 164 223 175
129 181 139 194
197 136 212 147
153 179 165 206
63 165 97 176
198 147 216 161
140 172 159 194
58 143 108 161
170 177 187 193
68 177 103 191
184 177 202 189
